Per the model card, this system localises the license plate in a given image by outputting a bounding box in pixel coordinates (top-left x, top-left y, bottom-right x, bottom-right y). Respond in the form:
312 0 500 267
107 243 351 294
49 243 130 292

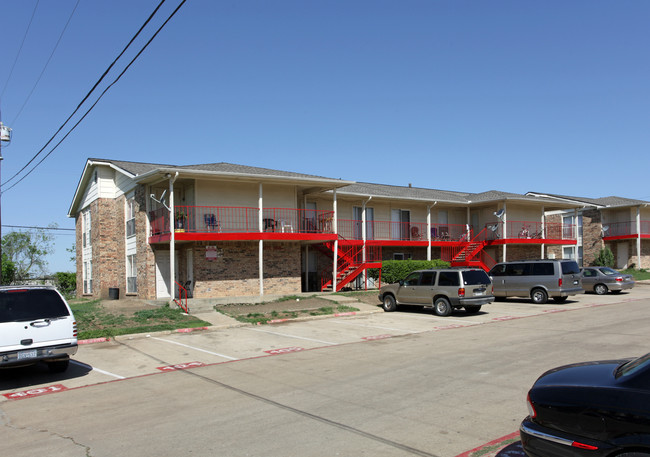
17 349 37 361
474 290 485 296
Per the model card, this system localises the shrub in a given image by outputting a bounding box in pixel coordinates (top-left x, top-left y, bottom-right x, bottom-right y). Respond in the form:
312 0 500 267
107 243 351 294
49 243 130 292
592 247 615 267
54 272 77 299
368 259 450 285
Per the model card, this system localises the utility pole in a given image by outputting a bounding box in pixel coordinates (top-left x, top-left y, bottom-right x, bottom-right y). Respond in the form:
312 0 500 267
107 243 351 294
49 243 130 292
0 120 13 285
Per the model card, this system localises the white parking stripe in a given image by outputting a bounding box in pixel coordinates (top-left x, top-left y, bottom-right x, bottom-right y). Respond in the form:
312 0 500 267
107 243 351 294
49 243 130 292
152 337 238 360
71 360 125 379
245 328 338 345
332 320 420 332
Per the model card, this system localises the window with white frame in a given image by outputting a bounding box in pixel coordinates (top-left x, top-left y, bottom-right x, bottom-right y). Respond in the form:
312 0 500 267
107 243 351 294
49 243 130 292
126 254 137 293
82 209 91 248
83 260 93 294
126 198 136 238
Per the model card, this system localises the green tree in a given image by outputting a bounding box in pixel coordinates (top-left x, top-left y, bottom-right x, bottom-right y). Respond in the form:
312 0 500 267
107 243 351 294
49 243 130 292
54 272 77 299
593 247 615 267
1 252 16 285
2 226 55 282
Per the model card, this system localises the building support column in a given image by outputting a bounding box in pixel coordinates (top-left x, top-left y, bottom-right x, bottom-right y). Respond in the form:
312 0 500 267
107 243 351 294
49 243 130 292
502 202 507 262
637 206 642 269
332 189 338 292
168 173 179 300
259 183 264 296
541 206 545 259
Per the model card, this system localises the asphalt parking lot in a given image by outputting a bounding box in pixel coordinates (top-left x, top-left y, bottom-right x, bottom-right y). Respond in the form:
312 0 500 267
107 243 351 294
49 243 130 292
0 286 650 457
3 288 648 399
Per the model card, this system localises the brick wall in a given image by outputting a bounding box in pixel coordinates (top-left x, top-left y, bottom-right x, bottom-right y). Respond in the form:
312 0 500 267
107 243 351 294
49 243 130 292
191 241 301 297
582 209 604 266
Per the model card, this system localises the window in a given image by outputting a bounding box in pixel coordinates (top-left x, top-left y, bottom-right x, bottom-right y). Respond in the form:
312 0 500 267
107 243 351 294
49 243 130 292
127 254 137 293
83 261 93 294
126 198 136 238
420 271 436 285
532 263 554 276
393 253 412 260
438 271 460 286
402 272 420 286
82 209 91 248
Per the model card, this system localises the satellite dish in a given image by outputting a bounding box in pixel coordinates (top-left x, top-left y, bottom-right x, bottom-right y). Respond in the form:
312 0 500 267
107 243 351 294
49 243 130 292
150 189 170 211
490 225 498 232
602 225 609 232
494 209 505 219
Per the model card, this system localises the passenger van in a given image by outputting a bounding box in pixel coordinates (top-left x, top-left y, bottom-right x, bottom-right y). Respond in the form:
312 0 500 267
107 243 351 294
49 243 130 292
488 259 583 304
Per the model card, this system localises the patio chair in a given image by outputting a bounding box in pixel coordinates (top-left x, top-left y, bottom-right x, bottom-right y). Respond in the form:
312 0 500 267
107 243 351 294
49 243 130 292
204 213 219 231
411 226 421 240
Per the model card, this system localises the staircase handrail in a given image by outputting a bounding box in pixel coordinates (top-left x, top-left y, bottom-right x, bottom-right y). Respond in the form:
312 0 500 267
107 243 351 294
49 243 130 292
174 281 190 313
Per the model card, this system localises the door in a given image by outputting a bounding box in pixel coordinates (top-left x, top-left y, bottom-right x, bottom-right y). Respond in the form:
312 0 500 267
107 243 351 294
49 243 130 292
617 242 628 269
395 272 421 304
155 251 179 299
391 209 410 240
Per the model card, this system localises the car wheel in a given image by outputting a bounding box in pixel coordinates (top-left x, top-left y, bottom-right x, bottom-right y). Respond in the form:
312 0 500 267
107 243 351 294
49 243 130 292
382 295 397 312
464 305 481 314
594 284 608 295
553 296 568 303
433 297 452 316
47 360 70 373
531 288 548 304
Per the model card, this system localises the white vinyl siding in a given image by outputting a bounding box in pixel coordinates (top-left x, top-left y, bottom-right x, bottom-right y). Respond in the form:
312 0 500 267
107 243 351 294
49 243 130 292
126 254 137 293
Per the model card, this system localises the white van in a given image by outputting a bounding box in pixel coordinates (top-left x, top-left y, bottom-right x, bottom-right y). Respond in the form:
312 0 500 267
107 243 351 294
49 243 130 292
488 259 583 304
0 286 78 372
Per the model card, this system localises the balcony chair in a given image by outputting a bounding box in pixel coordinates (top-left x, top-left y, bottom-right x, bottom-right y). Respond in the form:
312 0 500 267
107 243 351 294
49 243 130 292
204 213 220 232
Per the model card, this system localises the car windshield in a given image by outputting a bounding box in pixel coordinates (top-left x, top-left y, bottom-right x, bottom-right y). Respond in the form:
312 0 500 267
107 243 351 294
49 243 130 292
616 353 650 378
599 267 619 276
0 289 69 323
462 270 491 285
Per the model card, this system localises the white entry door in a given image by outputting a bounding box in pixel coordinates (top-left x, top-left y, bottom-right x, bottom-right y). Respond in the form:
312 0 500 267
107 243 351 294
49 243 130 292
155 251 179 299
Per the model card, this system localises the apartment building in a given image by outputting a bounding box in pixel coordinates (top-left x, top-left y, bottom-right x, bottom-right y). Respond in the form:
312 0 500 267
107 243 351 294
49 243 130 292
68 159 645 301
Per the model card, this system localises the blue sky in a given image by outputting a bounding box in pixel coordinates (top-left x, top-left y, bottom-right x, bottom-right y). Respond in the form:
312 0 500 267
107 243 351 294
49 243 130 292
1 0 649 273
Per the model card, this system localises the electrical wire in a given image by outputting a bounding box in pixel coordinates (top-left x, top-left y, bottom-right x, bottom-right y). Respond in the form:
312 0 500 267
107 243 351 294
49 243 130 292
1 0 170 190
1 0 187 195
0 0 40 100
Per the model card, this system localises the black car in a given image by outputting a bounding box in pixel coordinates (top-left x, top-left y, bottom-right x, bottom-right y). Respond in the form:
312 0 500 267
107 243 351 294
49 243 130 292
520 353 650 457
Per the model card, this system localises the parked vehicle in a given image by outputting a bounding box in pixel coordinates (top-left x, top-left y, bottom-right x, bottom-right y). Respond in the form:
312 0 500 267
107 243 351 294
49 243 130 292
520 352 650 457
580 267 635 295
0 286 78 372
378 268 494 316
488 259 583 304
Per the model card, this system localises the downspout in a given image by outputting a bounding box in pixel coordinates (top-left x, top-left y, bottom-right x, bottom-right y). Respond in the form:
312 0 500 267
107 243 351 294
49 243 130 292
332 189 338 292
427 202 437 261
168 172 179 301
637 205 643 269
502 202 508 262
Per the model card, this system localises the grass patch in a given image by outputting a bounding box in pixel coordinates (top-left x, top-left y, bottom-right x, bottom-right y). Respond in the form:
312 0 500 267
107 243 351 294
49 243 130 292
227 304 360 325
70 299 212 340
621 268 650 281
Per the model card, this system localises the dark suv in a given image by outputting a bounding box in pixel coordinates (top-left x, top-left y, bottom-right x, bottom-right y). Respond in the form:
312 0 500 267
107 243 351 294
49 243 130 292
378 268 494 316
0 285 78 372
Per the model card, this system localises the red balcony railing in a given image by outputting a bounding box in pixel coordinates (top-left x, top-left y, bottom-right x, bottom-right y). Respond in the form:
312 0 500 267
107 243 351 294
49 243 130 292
149 206 335 236
483 221 575 240
603 221 650 238
337 220 470 241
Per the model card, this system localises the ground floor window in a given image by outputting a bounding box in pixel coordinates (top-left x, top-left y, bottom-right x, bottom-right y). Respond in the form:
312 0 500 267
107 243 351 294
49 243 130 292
127 254 137 293
83 261 93 294
563 246 583 266
393 252 412 260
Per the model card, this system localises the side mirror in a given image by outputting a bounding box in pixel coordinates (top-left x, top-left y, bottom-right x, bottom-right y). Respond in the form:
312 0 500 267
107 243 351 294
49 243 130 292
399 280 404 286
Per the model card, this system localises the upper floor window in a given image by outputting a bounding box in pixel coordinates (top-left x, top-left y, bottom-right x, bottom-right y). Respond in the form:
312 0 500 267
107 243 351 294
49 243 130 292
126 198 136 238
82 209 91 248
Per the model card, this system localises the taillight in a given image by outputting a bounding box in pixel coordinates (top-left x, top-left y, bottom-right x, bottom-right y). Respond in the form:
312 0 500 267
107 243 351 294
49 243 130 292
526 393 536 419
616 277 623 282
558 278 563 287
458 288 465 297
571 442 598 450
73 321 78 337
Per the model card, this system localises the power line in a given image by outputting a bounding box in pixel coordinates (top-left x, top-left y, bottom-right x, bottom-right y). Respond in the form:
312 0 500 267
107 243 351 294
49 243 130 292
0 0 175 191
10 0 81 126
3 224 74 231
1 0 187 194
0 0 40 100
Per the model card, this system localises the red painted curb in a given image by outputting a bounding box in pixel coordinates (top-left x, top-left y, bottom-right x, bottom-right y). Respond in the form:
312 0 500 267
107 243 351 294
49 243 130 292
78 337 110 345
454 431 520 457
175 327 210 333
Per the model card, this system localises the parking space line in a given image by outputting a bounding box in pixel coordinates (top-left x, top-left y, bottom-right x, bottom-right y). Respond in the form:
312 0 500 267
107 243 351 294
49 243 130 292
71 360 125 379
152 337 239 360
332 320 422 333
245 328 338 345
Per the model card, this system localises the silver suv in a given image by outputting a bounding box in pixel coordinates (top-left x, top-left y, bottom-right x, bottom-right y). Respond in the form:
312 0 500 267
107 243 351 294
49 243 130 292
0 285 78 372
378 268 494 316
488 259 583 304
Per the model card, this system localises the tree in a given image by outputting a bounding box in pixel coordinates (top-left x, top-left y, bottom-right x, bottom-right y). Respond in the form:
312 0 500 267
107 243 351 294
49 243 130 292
1 252 16 285
2 227 55 283
593 247 615 267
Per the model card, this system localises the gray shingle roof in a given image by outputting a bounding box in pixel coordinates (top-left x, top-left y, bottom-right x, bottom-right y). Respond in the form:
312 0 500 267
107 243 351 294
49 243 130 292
527 192 650 208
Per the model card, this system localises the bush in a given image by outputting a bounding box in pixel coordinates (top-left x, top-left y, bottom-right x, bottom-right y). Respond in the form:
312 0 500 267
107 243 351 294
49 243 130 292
368 259 450 285
54 272 77 299
593 247 615 267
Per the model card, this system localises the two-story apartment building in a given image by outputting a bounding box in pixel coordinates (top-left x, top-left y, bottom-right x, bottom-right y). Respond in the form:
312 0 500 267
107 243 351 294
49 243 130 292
69 159 642 302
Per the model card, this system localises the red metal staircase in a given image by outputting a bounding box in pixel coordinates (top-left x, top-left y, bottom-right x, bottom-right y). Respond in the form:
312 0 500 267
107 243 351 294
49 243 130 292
319 241 382 292
444 228 496 271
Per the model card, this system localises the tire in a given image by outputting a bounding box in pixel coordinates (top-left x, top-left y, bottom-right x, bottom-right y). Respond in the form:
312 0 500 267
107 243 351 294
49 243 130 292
464 305 481 314
553 296 568 303
531 288 548 304
433 297 453 317
382 294 397 312
594 284 608 295
47 359 70 373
